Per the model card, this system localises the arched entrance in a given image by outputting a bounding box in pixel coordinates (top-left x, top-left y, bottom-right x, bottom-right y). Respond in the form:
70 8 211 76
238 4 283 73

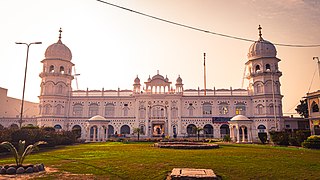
257 124 266 133
108 125 114 137
203 124 214 138
239 126 248 142
90 125 98 141
120 125 130 135
72 125 82 139
220 124 230 138
10 124 19 129
187 124 196 137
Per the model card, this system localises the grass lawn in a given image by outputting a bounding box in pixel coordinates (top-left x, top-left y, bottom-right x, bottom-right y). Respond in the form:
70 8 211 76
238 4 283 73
0 142 319 179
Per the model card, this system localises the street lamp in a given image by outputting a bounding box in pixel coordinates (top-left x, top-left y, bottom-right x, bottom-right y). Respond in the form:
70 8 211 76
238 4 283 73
15 41 42 128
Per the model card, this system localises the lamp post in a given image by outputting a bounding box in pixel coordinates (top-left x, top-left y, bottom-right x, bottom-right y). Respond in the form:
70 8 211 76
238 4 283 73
15 41 42 128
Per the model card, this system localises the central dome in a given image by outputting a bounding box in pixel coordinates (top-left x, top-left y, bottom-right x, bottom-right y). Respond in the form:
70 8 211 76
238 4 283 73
44 29 72 61
247 25 277 60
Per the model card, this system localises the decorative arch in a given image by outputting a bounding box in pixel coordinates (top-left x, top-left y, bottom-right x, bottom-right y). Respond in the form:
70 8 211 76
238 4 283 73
203 124 213 137
56 104 64 115
202 102 212 116
255 64 261 72
72 125 82 138
105 103 115 117
120 125 130 134
258 124 266 133
60 66 65 74
73 103 83 117
89 103 99 117
220 124 230 138
44 104 52 115
10 124 19 129
54 124 62 130
235 102 246 115
108 125 114 135
257 104 264 115
266 64 271 71
49 65 55 73
186 124 196 136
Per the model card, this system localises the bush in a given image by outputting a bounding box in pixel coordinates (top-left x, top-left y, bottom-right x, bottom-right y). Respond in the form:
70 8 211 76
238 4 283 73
269 131 290 146
223 135 231 142
302 135 320 149
258 132 267 144
270 130 311 146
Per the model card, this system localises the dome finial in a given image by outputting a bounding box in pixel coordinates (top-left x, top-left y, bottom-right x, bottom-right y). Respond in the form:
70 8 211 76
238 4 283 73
58 28 62 42
258 25 262 39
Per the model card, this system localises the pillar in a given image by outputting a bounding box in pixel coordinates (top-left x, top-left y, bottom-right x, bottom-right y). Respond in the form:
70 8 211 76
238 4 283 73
241 126 245 142
248 127 252 143
93 126 97 142
236 126 240 143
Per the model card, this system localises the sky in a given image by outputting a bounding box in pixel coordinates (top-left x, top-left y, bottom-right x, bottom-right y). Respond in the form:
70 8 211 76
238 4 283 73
0 0 319 116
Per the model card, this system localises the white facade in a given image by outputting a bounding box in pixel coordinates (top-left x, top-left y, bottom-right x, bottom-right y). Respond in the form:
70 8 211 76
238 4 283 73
1 27 289 142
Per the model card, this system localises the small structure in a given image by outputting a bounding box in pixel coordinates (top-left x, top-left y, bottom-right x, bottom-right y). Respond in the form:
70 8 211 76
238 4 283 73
168 168 218 180
229 115 253 143
306 90 320 135
85 115 110 142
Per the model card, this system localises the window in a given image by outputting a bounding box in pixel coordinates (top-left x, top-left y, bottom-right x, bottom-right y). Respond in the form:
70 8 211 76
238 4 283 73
257 104 264 115
73 104 83 116
89 103 99 117
188 104 194 117
172 108 178 119
56 104 63 115
269 104 275 115
139 108 146 119
256 83 263 93
311 101 319 113
60 66 65 74
49 65 54 73
219 103 229 115
57 85 63 94
123 106 129 116
202 102 212 116
105 103 115 117
44 104 52 115
266 64 271 71
235 103 246 115
255 65 260 72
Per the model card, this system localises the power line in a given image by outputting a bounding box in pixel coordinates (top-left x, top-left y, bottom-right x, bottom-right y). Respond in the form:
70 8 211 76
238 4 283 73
96 0 320 48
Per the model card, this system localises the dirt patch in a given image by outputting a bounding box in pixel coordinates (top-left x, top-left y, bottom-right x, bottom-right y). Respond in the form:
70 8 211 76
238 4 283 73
0 167 95 180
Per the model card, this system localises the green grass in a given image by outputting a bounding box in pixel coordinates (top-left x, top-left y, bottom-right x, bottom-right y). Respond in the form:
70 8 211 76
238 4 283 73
1 142 320 179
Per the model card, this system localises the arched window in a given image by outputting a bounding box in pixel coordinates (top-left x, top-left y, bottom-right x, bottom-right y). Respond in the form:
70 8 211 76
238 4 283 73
49 65 54 73
105 103 115 117
258 124 266 133
60 66 65 74
139 108 146 119
188 104 194 117
235 103 246 115
256 83 263 93
73 104 83 117
266 64 271 71
269 104 275 115
173 125 177 135
54 124 62 130
123 106 129 116
172 107 178 119
255 65 260 72
140 125 145 134
44 104 52 115
120 125 130 134
202 102 212 116
257 104 264 115
89 103 99 117
219 103 229 115
311 101 319 112
57 84 63 94
56 104 63 115
220 124 230 138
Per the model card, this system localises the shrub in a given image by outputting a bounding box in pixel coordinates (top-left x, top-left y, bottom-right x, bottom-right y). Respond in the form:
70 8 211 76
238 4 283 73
223 135 231 142
302 135 320 149
269 131 290 145
258 132 267 144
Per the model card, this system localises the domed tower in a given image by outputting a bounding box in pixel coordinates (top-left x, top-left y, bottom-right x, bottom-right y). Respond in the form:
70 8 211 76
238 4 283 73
38 28 74 127
175 75 183 93
246 25 283 130
133 75 141 94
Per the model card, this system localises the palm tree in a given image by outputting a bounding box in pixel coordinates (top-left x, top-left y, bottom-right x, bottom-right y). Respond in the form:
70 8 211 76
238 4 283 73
0 140 47 167
194 127 203 141
133 128 142 141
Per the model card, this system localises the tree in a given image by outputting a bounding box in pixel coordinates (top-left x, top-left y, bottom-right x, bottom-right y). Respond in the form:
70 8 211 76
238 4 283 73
0 140 47 167
295 99 309 118
133 128 141 141
194 127 203 141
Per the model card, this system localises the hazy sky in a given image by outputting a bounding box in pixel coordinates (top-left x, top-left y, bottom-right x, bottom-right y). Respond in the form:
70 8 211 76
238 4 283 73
0 0 319 116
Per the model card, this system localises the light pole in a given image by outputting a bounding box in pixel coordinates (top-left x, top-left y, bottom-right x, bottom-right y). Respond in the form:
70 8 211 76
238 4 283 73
15 41 42 128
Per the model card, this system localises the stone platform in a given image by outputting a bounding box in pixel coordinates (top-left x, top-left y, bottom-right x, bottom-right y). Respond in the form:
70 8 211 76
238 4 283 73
168 168 219 180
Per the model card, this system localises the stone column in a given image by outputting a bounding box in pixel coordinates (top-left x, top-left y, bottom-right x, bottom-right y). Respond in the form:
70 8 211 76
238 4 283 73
241 126 245 142
236 125 240 143
93 126 97 142
229 126 233 142
248 127 252 143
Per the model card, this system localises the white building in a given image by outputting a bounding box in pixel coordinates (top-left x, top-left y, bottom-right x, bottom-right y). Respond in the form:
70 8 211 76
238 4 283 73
1 27 299 142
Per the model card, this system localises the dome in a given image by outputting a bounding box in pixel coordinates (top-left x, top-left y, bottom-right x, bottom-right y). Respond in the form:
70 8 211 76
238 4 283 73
231 115 250 121
134 76 140 84
247 25 277 60
89 115 107 121
176 75 182 84
44 29 72 61
152 74 165 80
